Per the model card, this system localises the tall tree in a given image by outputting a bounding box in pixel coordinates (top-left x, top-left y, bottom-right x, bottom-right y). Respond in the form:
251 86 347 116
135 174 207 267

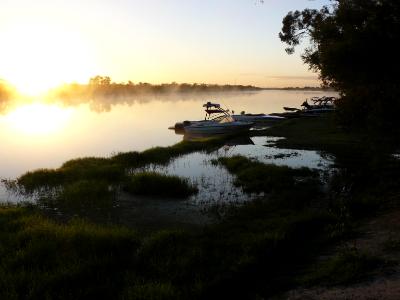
279 0 400 133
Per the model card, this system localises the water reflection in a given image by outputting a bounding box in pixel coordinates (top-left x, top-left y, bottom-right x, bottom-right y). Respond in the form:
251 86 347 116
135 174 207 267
1 132 334 229
109 136 333 228
3 103 73 135
0 90 337 179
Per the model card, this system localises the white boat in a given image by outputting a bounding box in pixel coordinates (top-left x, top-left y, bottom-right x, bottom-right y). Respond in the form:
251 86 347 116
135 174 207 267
181 102 253 135
232 112 285 123
184 119 253 134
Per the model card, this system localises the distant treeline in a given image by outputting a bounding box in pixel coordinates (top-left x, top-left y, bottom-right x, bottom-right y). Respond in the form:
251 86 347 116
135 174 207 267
262 86 333 91
47 76 263 100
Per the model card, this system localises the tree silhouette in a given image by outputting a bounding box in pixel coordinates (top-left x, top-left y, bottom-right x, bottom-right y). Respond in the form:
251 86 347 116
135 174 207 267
279 0 400 133
89 76 111 86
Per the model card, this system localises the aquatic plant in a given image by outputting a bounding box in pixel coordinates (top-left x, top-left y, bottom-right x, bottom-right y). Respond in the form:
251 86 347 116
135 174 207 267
0 206 139 300
124 172 198 198
39 180 116 211
14 137 227 195
300 247 383 286
2 116 398 299
217 155 320 197
112 137 226 167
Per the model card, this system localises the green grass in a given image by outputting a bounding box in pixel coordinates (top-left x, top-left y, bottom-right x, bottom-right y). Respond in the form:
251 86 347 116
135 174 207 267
383 236 400 252
111 137 227 167
0 206 139 300
0 202 336 300
2 116 399 299
39 180 116 212
123 172 198 198
300 247 382 286
253 114 364 152
216 156 321 210
15 159 124 194
12 137 227 195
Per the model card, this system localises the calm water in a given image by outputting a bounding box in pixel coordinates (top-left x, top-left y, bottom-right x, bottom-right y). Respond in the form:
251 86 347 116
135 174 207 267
0 90 337 223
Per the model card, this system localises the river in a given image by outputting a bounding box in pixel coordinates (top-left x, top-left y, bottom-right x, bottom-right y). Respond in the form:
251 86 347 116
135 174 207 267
0 89 337 224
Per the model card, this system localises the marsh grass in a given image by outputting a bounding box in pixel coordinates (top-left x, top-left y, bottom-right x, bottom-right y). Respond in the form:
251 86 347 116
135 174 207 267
216 156 321 209
112 137 226 167
300 247 383 286
16 159 123 195
38 180 116 212
124 172 198 198
124 201 336 300
254 115 364 152
383 236 400 252
2 116 399 299
13 137 227 195
0 206 139 300
0 194 336 300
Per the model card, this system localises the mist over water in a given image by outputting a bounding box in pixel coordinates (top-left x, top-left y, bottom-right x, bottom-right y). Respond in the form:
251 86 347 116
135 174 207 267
0 90 337 180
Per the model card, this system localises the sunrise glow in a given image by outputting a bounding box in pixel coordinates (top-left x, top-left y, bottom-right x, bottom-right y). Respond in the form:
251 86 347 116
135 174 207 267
0 24 97 96
3 103 73 135
0 1 327 91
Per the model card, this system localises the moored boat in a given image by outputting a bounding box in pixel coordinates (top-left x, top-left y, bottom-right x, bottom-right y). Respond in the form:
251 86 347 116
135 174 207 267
232 112 285 123
184 102 253 135
276 96 337 118
173 102 253 135
184 119 253 134
301 96 336 114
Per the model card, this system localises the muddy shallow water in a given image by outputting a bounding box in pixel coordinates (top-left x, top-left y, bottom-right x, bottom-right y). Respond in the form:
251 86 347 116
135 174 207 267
0 90 337 228
2 135 334 229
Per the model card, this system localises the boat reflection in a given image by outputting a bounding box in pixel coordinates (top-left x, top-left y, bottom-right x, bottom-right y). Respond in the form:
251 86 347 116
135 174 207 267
182 131 254 146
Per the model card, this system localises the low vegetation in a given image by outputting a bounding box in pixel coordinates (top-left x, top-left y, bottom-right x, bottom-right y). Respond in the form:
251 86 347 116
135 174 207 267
254 114 364 152
124 172 198 198
38 180 116 212
0 196 335 300
12 137 227 194
300 247 383 286
2 115 399 299
217 155 319 192
0 206 139 300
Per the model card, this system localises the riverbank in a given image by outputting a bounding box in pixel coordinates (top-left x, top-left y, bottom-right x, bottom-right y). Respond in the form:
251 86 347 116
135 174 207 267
1 115 399 299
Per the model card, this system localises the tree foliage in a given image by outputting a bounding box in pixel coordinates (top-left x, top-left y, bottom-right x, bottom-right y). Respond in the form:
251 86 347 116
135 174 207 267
279 0 400 133
89 75 112 86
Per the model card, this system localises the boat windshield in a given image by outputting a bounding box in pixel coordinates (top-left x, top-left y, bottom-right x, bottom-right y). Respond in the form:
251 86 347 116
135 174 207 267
219 116 234 123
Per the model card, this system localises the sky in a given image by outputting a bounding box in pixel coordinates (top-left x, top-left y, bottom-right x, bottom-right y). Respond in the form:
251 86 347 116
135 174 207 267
0 0 332 93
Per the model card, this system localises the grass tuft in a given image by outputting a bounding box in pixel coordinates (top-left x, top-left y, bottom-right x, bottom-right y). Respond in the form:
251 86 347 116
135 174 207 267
124 172 198 198
39 180 115 211
216 156 321 209
0 206 139 300
13 137 227 195
300 247 382 286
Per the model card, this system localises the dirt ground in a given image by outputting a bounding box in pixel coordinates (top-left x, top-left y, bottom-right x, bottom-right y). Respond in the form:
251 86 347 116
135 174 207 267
284 210 400 300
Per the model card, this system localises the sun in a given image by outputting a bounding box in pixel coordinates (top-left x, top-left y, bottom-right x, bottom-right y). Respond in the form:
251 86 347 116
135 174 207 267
3 103 73 136
0 24 98 96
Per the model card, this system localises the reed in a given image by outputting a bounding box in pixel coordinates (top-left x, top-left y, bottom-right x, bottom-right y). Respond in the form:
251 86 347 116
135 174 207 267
124 172 198 198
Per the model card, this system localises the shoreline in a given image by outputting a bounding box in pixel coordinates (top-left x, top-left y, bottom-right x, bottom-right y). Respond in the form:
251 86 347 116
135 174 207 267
1 115 399 299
